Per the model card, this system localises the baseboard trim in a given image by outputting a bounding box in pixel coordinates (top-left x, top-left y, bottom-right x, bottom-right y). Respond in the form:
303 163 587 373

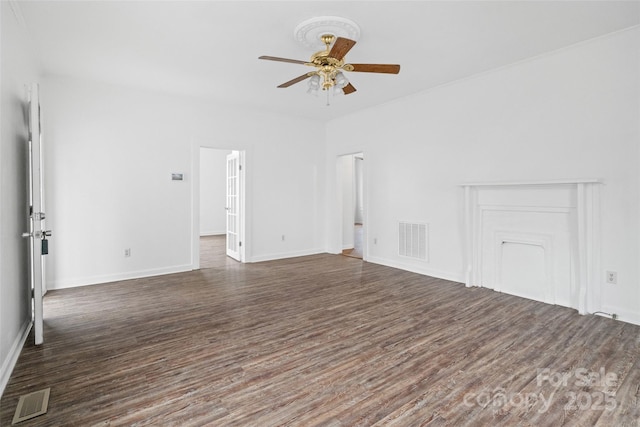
596 306 640 326
249 248 324 263
200 231 226 237
365 255 464 284
0 319 32 398
48 264 194 290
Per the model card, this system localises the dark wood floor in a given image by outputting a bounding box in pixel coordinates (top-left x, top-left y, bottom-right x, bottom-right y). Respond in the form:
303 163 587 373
1 242 639 426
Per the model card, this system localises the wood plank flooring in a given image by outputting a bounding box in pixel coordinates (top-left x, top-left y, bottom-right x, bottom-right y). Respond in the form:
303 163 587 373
1 248 639 426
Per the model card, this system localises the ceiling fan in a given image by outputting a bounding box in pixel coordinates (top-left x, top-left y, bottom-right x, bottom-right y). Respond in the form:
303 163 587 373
259 34 400 96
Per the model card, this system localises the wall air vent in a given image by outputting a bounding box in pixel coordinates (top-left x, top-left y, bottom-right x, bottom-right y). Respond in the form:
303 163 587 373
398 222 428 261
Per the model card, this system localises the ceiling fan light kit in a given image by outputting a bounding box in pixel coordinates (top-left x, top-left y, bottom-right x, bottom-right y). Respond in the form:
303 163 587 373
259 16 400 104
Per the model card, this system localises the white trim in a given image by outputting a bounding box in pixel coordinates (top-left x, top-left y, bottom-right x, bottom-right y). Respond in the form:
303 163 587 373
595 306 640 327
48 264 193 290
249 248 324 263
460 178 602 187
0 320 32 397
480 205 573 214
191 141 200 270
200 231 226 237
366 255 464 284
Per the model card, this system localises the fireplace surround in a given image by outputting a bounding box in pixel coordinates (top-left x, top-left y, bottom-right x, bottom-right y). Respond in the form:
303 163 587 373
461 179 602 314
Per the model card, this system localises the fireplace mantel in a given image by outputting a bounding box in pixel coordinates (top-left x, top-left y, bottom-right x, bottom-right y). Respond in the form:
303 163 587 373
460 179 602 315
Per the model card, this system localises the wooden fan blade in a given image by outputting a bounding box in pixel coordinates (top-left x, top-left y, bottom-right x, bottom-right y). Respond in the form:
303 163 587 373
342 83 357 95
259 56 308 65
348 63 401 74
277 73 313 88
328 37 356 61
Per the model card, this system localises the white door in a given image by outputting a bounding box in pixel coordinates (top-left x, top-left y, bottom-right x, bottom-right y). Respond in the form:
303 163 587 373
24 83 49 345
225 151 241 261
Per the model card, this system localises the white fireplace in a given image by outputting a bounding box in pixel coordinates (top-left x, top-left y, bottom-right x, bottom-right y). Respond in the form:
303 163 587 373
461 179 602 314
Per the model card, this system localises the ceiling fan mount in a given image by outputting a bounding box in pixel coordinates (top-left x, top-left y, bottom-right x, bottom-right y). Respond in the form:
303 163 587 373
293 16 361 50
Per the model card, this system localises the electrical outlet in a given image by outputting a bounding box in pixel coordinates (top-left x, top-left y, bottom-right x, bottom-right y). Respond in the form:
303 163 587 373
606 271 617 284
124 248 131 258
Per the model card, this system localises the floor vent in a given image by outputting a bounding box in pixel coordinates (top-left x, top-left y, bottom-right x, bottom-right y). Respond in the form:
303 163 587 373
12 388 50 425
398 222 428 260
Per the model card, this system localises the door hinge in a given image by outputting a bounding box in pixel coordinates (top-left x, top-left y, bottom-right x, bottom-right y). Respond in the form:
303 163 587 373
239 242 242 247
239 165 242 171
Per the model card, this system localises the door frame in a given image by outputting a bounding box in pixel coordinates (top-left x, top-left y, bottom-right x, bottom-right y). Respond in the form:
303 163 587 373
336 151 367 261
191 140 247 269
27 83 45 345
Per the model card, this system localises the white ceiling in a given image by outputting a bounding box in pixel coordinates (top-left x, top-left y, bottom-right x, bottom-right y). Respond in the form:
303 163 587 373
15 1 640 122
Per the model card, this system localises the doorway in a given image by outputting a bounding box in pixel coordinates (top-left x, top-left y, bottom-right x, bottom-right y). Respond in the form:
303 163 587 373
193 145 246 270
337 153 364 260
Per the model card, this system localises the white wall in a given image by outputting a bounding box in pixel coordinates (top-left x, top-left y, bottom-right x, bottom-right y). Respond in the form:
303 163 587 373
0 1 39 394
199 147 229 236
326 27 640 324
42 75 326 288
